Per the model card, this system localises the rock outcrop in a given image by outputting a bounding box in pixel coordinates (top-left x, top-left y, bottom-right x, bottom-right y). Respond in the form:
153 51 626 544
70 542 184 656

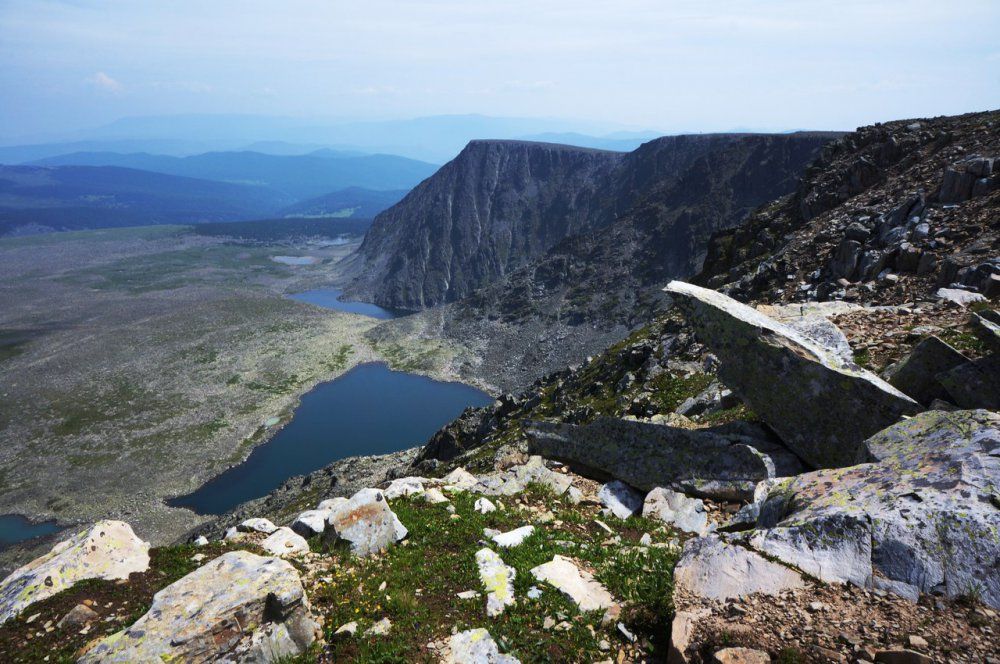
0 520 149 624
79 551 319 662
665 280 919 468
527 416 789 501
323 488 408 557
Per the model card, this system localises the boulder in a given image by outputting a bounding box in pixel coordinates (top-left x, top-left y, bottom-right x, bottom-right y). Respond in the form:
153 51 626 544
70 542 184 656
291 509 331 537
384 476 426 499
936 356 1000 410
446 628 521 664
473 456 572 496
423 487 451 504
261 527 310 557
489 526 535 548
665 280 919 468
668 609 709 664
883 336 968 405
444 467 479 490
323 488 408 557
237 517 278 534
527 417 783 501
713 648 771 664
57 603 98 629
0 520 149 624
971 311 1000 354
475 497 497 514
935 287 986 307
530 555 616 611
752 410 1000 608
599 480 643 519
476 548 516 616
673 536 805 601
79 551 318 663
317 497 348 511
643 488 711 535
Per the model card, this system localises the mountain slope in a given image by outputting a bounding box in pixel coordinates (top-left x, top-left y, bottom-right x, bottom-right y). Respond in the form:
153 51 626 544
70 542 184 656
29 151 438 200
278 187 408 219
0 165 287 235
343 141 628 309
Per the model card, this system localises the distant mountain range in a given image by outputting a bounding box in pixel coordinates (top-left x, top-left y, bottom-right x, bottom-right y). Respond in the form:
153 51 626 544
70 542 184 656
0 164 286 236
27 151 436 201
3 113 667 163
279 187 408 219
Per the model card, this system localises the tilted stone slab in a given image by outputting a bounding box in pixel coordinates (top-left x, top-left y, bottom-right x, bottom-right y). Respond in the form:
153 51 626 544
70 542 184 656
79 551 318 663
0 520 149 624
665 280 919 468
883 336 968 406
527 416 779 501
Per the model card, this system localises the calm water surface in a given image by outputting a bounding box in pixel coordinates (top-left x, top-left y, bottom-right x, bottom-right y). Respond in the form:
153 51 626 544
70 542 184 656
169 363 492 515
289 288 404 319
0 515 62 551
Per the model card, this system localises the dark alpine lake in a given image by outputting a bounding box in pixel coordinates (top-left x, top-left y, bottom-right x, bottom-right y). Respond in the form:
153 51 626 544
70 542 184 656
0 515 62 551
289 288 403 319
169 362 492 515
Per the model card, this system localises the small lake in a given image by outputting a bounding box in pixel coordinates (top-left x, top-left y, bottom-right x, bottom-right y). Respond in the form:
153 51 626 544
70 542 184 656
289 288 403 320
169 363 492 515
0 515 62 551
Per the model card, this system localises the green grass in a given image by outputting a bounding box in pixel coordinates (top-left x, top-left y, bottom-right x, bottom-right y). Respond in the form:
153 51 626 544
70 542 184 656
315 489 679 663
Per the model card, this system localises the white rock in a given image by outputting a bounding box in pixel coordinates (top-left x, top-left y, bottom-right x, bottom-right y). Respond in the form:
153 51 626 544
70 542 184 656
599 481 643 520
444 467 479 490
526 586 542 599
642 488 711 535
566 486 584 505
474 497 497 514
674 535 805 601
0 520 149 624
238 517 278 534
79 551 318 663
323 488 408 557
456 590 481 600
446 628 521 664
261 527 310 557
384 476 426 499
334 621 358 637
365 617 392 636
489 526 535 549
224 527 240 540
193 535 209 546
291 509 330 537
530 555 616 612
423 487 451 504
476 548 516 616
317 497 348 512
936 287 987 307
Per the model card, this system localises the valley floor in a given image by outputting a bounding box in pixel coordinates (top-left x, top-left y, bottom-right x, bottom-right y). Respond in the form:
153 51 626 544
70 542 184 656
0 226 471 573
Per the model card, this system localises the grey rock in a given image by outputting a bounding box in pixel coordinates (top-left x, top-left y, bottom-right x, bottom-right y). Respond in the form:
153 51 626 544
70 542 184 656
831 239 862 279
599 481 643 519
642 488 711 535
473 456 572 496
237 517 278 534
935 287 986 307
665 281 919 468
527 417 781 502
79 551 318 663
291 509 331 538
261 527 310 557
971 311 1000 354
674 535 805 601
936 356 1000 410
57 603 98 630
883 336 968 406
754 410 1000 608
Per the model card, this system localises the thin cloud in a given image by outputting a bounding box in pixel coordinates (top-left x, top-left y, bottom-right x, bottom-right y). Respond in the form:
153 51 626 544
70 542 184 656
85 71 123 94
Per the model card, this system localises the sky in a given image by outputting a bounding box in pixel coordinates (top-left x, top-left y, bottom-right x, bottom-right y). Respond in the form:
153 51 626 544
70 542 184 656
1 0 998 140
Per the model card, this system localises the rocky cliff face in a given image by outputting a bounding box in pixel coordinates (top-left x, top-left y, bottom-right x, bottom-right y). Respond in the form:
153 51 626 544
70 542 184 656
343 140 625 309
367 133 837 390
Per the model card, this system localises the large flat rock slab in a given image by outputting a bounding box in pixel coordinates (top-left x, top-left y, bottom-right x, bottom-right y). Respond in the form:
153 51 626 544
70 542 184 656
79 550 318 662
527 416 781 501
674 535 805 601
665 280 919 468
0 520 149 624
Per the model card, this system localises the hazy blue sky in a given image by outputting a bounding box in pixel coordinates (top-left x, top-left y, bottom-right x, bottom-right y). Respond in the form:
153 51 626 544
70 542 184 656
1 0 998 139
